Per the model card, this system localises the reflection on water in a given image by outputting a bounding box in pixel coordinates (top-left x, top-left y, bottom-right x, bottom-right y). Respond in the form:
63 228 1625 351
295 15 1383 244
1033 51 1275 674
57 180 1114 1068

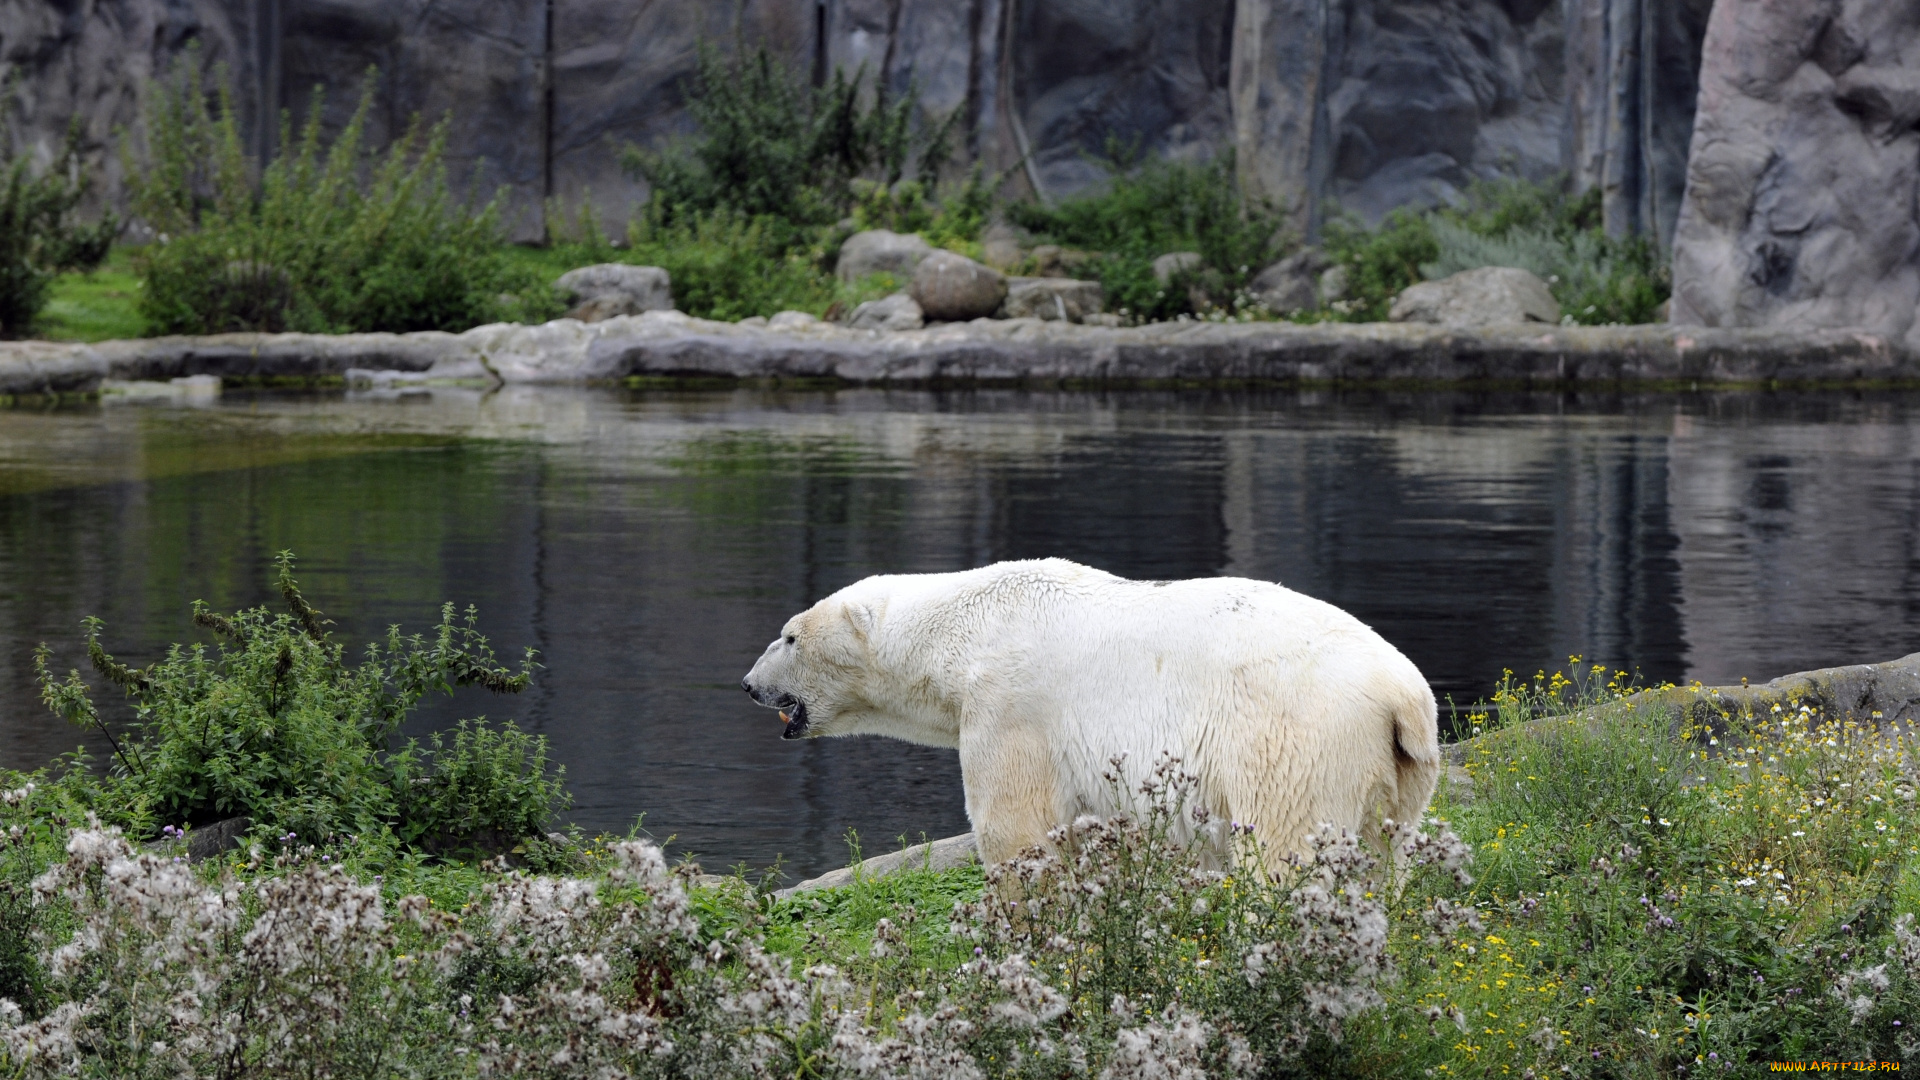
2 386 1918 878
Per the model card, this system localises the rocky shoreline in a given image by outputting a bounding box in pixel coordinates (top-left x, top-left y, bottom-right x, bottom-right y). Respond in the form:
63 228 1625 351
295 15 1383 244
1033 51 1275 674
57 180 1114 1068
2 313 1914 398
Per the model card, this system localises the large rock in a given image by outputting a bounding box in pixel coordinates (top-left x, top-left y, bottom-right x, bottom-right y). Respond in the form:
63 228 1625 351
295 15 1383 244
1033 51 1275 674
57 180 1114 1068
837 230 934 284
1028 245 1094 279
1152 252 1203 285
1389 266 1561 327
846 293 925 332
910 252 1007 321
980 223 1024 270
1249 248 1331 314
556 264 674 321
1000 277 1105 322
1670 0 1920 351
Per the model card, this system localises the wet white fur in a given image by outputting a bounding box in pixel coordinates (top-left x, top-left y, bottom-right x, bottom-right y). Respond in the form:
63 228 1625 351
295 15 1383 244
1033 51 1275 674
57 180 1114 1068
742 558 1441 864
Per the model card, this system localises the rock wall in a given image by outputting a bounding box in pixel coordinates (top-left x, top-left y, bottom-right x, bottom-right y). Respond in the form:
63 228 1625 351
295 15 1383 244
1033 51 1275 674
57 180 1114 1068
1670 0 1920 349
1 0 1709 245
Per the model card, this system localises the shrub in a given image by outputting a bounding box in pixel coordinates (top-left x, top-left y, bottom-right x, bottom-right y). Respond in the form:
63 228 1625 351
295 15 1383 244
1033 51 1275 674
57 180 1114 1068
129 60 561 336
32 552 561 849
389 719 569 850
0 86 116 338
623 44 958 240
1319 208 1440 322
620 210 835 321
850 169 995 258
1009 149 1285 322
1320 177 1669 325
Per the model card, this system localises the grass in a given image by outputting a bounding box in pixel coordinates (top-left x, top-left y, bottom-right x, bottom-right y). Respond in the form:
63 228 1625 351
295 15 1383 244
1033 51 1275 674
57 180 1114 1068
36 248 145 342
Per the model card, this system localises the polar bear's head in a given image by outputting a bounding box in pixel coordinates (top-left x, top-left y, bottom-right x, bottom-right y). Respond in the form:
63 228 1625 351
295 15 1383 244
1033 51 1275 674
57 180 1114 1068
740 585 892 741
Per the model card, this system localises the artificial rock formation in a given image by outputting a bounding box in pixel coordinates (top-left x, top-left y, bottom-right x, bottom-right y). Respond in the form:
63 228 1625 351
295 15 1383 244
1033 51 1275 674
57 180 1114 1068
1 0 1711 247
1670 0 1920 349
4 314 1911 398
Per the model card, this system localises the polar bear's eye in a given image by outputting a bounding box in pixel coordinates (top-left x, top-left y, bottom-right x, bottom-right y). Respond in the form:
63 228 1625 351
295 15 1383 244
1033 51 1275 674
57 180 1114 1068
784 634 796 645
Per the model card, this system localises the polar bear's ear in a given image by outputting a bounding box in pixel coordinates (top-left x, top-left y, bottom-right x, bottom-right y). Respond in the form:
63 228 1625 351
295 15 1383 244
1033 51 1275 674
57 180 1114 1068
844 601 880 642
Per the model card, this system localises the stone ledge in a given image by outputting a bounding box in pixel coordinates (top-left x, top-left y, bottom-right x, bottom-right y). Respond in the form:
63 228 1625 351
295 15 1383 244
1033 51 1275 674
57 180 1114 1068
3 315 1914 396
774 832 980 899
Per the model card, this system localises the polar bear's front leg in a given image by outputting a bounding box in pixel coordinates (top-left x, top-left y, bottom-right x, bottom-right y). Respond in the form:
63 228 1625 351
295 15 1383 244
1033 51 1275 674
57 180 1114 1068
957 714 1058 865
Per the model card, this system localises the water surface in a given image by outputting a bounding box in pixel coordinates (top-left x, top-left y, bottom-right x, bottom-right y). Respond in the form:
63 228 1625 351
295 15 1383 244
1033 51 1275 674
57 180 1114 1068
3 386 1917 878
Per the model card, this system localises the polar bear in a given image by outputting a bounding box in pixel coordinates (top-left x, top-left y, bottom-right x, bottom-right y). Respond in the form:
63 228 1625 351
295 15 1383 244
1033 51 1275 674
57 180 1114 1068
740 558 1439 864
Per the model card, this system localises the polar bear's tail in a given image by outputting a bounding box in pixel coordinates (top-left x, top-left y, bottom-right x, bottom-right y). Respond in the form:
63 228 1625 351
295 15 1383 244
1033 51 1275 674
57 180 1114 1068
1384 680 1442 831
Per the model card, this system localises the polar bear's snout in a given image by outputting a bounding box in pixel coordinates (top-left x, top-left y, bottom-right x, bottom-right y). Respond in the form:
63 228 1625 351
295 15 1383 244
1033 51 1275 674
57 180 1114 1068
743 639 813 740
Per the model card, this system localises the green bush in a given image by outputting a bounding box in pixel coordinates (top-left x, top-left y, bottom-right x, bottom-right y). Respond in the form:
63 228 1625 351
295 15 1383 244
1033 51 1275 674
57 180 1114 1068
1319 208 1440 322
1320 178 1669 325
583 45 985 321
0 86 116 338
389 719 568 849
620 211 835 321
33 552 562 849
129 60 561 336
624 44 957 241
1009 149 1285 321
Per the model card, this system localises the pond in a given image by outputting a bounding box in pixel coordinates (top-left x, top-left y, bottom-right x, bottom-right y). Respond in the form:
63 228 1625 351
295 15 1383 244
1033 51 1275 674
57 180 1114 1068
3 385 1918 880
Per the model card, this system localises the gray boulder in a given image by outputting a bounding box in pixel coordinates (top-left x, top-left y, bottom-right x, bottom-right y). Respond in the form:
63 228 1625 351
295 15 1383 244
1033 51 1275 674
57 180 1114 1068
837 230 934 284
1153 251 1204 285
1389 266 1561 327
1671 0 1920 351
910 252 1008 322
1001 277 1105 322
556 264 673 322
846 293 925 332
1028 245 1095 278
1249 248 1331 314
980 223 1024 270
1320 265 1351 305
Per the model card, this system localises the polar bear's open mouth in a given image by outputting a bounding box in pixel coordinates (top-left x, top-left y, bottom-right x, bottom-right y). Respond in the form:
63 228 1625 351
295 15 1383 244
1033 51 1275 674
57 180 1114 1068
776 696 810 740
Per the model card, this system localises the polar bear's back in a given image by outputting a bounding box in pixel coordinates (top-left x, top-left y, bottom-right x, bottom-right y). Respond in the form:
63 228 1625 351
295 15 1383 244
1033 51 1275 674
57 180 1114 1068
980 564 1438 855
